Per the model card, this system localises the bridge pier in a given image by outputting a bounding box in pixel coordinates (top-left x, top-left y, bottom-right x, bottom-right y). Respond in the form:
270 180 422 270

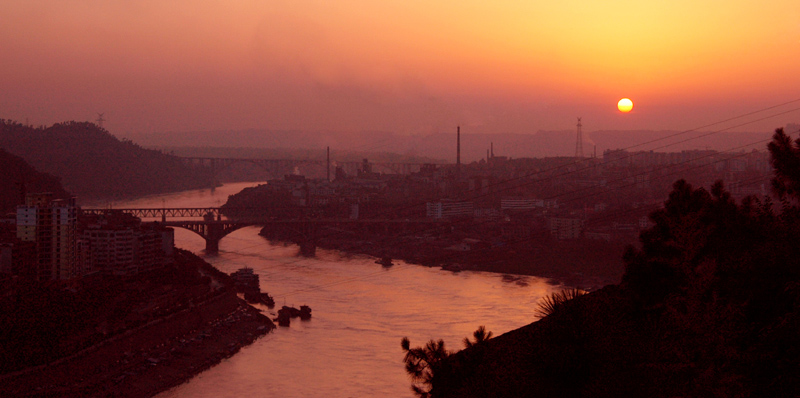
204 223 226 254
205 238 220 253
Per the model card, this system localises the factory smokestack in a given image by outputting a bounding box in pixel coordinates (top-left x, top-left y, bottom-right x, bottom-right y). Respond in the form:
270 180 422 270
457 126 461 174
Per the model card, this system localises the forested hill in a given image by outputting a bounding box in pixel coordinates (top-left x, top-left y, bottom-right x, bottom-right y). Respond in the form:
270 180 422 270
0 148 69 214
0 120 213 200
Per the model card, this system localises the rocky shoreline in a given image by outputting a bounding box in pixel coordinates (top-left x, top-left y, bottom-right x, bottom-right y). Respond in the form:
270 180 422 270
0 258 275 398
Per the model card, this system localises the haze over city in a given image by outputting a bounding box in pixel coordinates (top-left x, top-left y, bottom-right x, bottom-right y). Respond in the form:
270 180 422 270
5 2 800 397
2 1 800 136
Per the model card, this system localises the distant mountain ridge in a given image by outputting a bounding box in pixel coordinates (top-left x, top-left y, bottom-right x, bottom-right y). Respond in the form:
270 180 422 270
125 128 778 163
0 120 213 201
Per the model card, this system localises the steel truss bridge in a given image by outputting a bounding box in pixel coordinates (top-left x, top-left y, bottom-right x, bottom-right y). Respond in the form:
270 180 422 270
82 207 226 221
81 207 442 254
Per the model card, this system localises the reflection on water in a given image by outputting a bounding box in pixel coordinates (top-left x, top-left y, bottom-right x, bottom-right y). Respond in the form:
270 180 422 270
81 182 259 210
115 183 561 398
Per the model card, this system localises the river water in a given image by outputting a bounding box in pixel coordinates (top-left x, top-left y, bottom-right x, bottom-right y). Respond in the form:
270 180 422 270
107 182 563 397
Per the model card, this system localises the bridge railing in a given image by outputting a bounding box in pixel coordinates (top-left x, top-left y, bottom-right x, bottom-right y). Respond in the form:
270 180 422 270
80 207 342 221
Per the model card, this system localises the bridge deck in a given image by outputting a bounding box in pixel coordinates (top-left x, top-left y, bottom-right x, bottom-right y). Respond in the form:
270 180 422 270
81 208 441 224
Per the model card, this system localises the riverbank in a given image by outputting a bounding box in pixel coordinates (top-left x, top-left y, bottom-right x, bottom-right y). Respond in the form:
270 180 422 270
0 253 275 398
263 228 627 290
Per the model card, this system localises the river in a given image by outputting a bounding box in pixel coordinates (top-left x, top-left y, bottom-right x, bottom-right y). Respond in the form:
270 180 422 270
107 182 563 397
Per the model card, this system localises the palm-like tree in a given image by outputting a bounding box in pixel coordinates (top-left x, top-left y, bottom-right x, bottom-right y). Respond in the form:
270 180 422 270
535 288 586 318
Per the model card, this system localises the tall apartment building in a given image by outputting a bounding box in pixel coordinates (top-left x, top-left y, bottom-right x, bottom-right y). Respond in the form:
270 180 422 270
16 193 78 280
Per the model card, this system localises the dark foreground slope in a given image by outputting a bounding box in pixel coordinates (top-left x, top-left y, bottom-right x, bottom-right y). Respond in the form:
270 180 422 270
424 129 800 397
0 120 213 200
0 147 69 214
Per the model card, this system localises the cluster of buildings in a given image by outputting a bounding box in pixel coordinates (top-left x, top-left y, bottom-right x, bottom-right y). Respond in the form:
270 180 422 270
252 144 772 244
1 193 174 282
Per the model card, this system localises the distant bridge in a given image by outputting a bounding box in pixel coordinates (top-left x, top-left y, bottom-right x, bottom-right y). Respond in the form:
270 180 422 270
177 156 442 177
81 207 442 254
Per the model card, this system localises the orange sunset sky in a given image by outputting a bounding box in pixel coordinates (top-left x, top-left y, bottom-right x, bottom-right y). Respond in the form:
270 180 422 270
1 1 799 136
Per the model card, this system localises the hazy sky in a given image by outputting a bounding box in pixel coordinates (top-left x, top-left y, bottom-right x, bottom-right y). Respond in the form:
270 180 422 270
2 1 800 136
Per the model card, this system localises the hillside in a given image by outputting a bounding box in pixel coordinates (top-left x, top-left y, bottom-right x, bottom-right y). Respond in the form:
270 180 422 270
0 120 214 200
408 128 800 397
0 147 69 214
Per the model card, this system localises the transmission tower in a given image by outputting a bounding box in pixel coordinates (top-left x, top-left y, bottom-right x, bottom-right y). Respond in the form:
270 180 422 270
96 113 105 128
575 117 584 158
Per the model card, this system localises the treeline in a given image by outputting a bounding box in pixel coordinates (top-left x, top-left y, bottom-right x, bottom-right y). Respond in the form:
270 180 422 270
157 145 442 164
0 120 214 200
0 147 69 214
408 128 800 397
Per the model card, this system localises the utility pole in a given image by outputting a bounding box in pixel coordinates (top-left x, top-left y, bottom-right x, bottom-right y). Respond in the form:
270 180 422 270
456 126 461 176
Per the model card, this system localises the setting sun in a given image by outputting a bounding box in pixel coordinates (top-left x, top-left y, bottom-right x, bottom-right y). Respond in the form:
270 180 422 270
618 98 634 113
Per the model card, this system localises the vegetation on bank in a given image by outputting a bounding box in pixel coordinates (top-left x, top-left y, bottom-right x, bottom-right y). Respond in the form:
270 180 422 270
402 128 800 397
0 120 214 200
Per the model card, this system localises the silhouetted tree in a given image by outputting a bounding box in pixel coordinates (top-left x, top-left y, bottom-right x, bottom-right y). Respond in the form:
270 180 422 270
401 337 451 397
462 325 493 349
768 127 800 203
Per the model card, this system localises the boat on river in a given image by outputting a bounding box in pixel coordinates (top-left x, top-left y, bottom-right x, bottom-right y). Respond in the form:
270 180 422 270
276 308 291 327
261 293 276 308
230 267 259 292
375 257 393 267
441 263 463 272
300 305 312 320
275 305 312 325
283 306 302 318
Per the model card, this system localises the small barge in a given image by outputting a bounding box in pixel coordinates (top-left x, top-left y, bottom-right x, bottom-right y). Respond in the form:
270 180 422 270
375 257 393 267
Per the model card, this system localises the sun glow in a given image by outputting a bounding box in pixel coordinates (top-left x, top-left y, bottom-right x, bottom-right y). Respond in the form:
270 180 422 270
617 98 634 113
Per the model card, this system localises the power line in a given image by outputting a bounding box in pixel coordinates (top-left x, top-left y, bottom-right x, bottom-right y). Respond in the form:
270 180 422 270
176 102 800 298
223 157 786 298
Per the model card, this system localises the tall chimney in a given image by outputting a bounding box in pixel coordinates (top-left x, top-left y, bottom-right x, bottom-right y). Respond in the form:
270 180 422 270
457 126 461 174
327 146 330 182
